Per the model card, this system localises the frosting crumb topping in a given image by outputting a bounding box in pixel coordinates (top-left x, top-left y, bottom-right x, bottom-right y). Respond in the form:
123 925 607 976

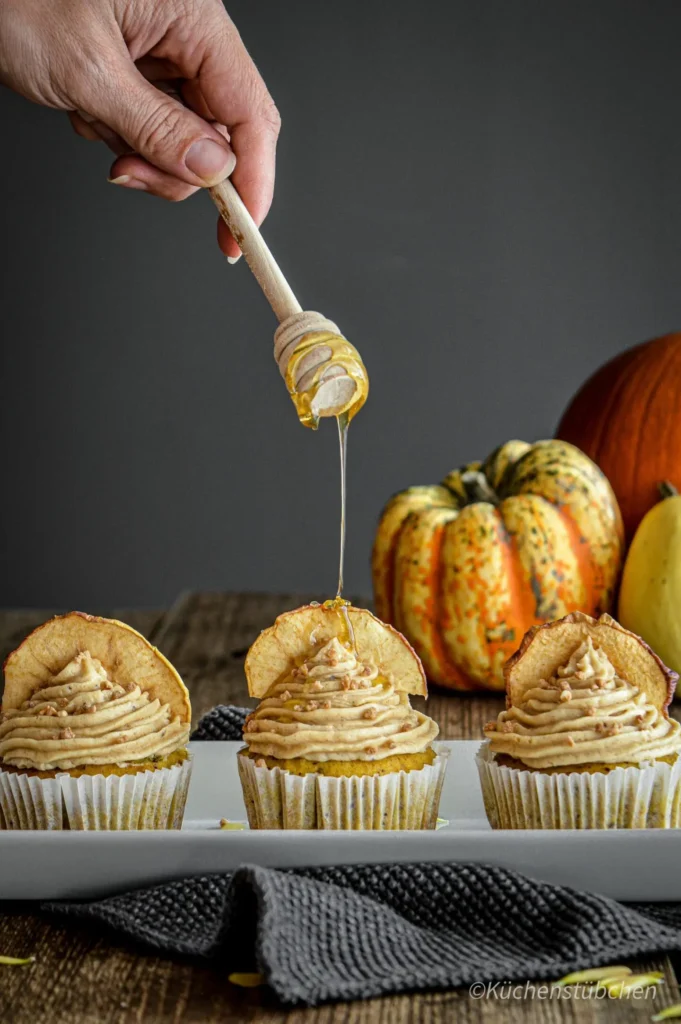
485 637 681 769
243 636 438 762
0 651 189 770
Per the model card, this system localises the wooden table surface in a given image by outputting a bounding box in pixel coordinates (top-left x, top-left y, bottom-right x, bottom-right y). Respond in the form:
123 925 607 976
0 592 679 1023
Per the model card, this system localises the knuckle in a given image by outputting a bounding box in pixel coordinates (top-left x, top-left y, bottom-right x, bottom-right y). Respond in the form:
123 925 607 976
134 100 186 158
260 99 282 136
169 0 201 17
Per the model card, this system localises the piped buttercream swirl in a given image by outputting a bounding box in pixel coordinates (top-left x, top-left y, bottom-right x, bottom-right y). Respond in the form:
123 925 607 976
243 637 438 761
0 651 189 770
485 637 681 769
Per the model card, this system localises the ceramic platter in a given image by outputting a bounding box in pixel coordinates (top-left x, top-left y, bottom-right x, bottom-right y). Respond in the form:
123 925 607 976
2 741 680 901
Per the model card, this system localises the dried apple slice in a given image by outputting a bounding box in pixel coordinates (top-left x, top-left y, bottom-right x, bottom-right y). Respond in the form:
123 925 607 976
245 603 428 698
505 611 677 712
3 612 190 723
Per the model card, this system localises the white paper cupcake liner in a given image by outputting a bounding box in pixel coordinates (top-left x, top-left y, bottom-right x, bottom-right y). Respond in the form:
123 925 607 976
0 756 192 830
238 744 449 830
476 741 681 829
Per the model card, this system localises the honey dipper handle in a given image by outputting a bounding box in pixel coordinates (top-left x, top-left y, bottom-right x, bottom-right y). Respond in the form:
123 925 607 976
209 179 302 323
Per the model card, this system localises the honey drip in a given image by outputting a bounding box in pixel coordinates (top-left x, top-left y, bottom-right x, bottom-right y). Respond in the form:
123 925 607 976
285 331 369 430
321 597 356 652
322 412 352 643
285 330 366 655
336 411 348 599
316 414 355 651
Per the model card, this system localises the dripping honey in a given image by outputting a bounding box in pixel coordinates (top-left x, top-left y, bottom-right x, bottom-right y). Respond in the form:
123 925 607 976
321 596 356 651
285 329 367 648
296 599 355 661
284 331 369 431
284 330 367 595
336 412 348 598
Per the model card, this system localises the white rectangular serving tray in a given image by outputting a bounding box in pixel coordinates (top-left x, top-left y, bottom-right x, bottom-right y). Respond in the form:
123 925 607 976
2 741 681 902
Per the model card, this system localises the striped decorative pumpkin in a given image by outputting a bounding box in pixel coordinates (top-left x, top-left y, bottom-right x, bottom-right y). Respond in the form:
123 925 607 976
372 440 624 691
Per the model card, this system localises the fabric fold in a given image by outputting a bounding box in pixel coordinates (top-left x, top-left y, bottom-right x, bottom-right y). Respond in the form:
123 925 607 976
45 861 681 1007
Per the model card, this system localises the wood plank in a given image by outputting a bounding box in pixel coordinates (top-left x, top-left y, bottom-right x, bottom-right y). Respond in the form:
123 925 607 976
0 908 258 1024
0 595 679 1024
0 919 678 1024
413 686 505 742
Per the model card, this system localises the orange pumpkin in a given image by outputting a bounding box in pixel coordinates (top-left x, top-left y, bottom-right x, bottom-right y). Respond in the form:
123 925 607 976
557 333 681 542
372 440 623 691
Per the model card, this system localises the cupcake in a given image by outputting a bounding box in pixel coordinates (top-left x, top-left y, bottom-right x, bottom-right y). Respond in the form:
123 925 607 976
238 601 448 829
477 611 681 829
0 612 192 830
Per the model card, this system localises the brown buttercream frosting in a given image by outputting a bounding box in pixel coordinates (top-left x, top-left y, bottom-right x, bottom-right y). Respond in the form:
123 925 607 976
243 637 438 762
0 651 189 770
485 637 681 769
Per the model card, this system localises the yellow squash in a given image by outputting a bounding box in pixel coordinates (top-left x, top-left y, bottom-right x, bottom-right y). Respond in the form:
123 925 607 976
618 482 681 686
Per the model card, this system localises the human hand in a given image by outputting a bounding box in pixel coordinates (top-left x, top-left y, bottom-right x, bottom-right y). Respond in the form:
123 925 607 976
0 0 280 256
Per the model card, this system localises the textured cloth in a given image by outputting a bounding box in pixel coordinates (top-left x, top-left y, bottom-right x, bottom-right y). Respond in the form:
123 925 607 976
44 706 681 1007
190 704 251 742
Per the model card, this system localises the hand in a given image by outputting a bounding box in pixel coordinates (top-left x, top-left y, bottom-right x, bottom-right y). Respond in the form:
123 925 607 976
0 0 280 256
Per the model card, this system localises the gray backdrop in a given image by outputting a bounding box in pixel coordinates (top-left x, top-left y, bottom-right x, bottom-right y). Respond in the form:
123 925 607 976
2 0 681 609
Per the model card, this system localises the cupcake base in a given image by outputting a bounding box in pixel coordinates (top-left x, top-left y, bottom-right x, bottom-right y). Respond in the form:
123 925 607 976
476 741 681 829
240 748 437 777
238 744 449 830
0 756 192 830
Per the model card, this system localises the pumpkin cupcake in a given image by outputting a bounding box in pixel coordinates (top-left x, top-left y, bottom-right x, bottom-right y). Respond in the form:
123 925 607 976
238 601 447 829
477 611 681 829
0 612 192 830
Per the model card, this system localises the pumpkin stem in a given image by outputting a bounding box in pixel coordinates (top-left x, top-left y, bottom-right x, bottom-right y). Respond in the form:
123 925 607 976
659 481 679 500
461 470 500 506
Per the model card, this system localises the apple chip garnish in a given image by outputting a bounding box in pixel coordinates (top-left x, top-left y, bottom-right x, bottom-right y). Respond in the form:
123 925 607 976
245 604 428 698
3 612 190 723
505 611 677 712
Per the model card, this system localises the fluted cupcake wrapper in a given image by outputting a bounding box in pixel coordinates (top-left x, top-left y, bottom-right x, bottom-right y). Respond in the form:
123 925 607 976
0 757 192 830
237 745 449 830
476 741 681 829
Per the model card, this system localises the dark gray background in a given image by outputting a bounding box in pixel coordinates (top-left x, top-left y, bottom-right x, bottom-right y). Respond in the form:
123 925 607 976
1 0 680 609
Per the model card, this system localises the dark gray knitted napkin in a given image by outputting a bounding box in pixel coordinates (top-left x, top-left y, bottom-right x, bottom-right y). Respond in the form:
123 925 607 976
44 706 681 1007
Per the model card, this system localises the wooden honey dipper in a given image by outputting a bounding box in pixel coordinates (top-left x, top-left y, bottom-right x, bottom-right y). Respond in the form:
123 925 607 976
210 179 369 428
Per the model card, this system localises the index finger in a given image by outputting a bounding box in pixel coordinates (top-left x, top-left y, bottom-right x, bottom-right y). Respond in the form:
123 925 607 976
197 17 281 249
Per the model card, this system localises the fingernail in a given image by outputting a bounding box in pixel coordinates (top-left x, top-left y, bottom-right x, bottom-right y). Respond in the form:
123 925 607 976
185 139 236 184
108 175 147 191
227 254 242 264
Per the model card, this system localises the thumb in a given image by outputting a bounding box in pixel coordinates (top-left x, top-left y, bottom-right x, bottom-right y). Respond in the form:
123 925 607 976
88 65 235 187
